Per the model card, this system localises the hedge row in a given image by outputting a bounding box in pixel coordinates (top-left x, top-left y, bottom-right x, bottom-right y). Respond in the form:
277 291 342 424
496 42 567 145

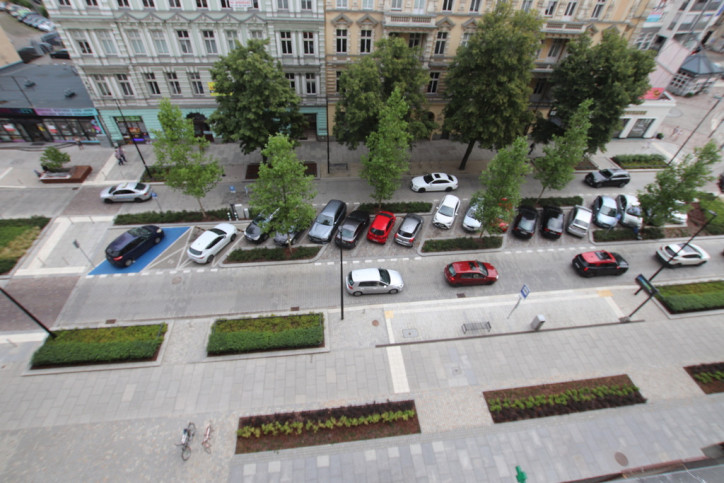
697 195 724 235
207 313 324 355
357 201 432 214
520 196 584 208
114 209 232 225
611 154 668 169
226 246 320 263
593 226 664 242
31 324 167 368
421 236 503 252
656 281 724 313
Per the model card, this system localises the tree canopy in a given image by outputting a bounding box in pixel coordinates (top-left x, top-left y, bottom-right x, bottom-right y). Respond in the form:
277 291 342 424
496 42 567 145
334 37 435 149
538 29 656 153
209 39 305 155
443 2 543 169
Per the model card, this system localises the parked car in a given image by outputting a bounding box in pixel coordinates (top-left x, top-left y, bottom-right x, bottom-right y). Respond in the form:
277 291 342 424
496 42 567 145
367 211 396 244
444 260 498 286
309 199 346 243
410 172 458 192
394 214 424 247
49 49 70 59
100 182 152 203
572 250 629 277
512 206 539 239
432 194 460 229
273 225 306 247
187 223 238 264
655 243 710 267
42 32 64 47
335 210 370 248
566 205 593 238
540 206 564 239
584 168 631 188
615 194 643 229
462 202 482 232
17 46 41 63
591 195 619 228
37 21 55 32
346 268 404 296
105 225 164 268
244 210 276 244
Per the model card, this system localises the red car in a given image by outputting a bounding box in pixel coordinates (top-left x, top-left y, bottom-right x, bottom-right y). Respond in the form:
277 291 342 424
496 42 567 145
572 251 629 277
367 211 397 243
444 260 499 286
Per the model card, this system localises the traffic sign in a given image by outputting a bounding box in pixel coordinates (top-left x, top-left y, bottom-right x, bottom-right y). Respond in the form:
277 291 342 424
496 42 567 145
520 285 530 299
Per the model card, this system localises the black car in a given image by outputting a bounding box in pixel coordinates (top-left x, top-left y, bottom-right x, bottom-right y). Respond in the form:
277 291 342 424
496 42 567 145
394 214 424 247
512 206 539 239
540 206 564 239
273 225 306 247
105 225 164 268
335 210 370 248
572 250 629 278
49 49 70 59
244 210 276 244
584 168 631 188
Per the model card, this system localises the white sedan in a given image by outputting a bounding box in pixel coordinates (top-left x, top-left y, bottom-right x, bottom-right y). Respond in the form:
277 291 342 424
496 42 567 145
187 223 238 264
655 243 710 267
432 194 460 229
100 182 152 203
410 173 458 192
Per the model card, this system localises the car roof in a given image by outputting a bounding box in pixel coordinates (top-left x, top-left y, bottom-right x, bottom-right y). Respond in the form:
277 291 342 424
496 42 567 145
441 194 460 205
400 214 422 225
581 251 615 264
451 260 482 272
350 268 381 282
191 229 221 249
598 195 617 207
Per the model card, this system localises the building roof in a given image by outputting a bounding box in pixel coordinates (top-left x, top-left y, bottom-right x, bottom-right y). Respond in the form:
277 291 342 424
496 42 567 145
0 63 93 110
679 52 723 76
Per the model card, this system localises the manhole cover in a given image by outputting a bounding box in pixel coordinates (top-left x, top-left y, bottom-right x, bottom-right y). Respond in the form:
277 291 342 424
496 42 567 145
402 329 418 338
172 276 182 285
456 293 466 298
451 367 461 375
372 320 379 327
614 452 629 466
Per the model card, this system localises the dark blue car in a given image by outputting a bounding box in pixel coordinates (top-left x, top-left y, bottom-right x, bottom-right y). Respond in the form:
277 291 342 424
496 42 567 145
105 225 164 268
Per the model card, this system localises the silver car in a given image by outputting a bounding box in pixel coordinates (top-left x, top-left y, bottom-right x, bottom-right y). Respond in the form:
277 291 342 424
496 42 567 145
566 205 592 238
591 196 618 228
346 268 404 296
100 182 152 203
394 214 424 247
462 202 482 232
433 194 460 229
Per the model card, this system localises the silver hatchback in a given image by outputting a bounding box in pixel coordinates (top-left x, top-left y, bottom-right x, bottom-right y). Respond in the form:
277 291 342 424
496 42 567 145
346 268 404 296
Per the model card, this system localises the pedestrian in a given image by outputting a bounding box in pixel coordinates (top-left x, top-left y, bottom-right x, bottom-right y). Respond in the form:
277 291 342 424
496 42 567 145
672 126 681 140
75 137 83 150
115 146 126 165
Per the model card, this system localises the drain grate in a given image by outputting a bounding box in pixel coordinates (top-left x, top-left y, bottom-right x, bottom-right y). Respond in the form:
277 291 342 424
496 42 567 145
290 306 299 311
105 319 116 325
456 293 466 298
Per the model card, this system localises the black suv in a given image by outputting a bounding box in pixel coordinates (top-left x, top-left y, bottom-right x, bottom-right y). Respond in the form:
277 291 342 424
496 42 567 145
335 210 370 248
584 169 631 188
105 225 164 268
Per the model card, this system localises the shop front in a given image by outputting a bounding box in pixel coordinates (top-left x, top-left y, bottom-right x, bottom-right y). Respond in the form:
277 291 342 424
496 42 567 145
113 115 151 144
0 107 104 144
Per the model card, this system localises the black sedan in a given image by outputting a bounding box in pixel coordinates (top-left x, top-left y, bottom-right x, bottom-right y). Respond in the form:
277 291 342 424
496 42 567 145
540 206 564 239
105 225 164 268
335 210 370 248
273 225 306 247
512 206 539 239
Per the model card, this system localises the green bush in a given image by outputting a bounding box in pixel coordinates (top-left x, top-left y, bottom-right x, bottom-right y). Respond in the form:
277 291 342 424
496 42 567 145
31 324 167 368
611 154 668 169
114 209 231 225
656 281 724 313
421 236 502 252
0 217 50 231
40 146 71 172
520 196 583 207
593 226 663 242
357 201 432 213
140 165 171 182
207 313 324 355
697 196 724 235
225 246 320 263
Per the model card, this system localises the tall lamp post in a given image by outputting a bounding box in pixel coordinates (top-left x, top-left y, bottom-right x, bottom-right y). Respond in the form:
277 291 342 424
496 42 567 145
113 99 153 180
339 244 344 320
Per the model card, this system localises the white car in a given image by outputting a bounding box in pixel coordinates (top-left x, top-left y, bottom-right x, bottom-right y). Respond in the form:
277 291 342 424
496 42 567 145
615 194 643 229
655 243 710 267
346 268 404 296
462 202 482 232
433 194 460 229
410 173 458 193
100 182 152 203
187 223 238 264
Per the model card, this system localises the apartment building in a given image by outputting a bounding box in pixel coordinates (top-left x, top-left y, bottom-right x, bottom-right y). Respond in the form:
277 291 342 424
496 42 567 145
43 0 327 146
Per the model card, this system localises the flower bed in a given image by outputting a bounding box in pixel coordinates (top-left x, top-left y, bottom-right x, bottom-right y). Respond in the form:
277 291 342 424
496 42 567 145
483 375 645 423
684 363 724 395
236 400 419 454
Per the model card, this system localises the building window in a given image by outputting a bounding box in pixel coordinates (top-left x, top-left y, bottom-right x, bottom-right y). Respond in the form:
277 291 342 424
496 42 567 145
226 30 238 51
151 30 169 55
360 30 372 53
634 32 655 50
189 72 204 95
128 30 146 55
336 71 342 92
144 73 161 95
92 75 111 96
336 29 347 54
196 0 208 7
461 31 471 47
142 0 155 7
564 1 576 16
166 72 181 95
76 39 93 54
305 73 316 94
413 0 424 11
277 0 288 8
251 30 263 40
521 0 532 11
548 39 564 58
442 0 453 11
427 72 440 93
177 30 193 54
533 78 546 95
434 32 447 55
544 1 557 16
203 30 218 54
280 31 292 54
362 0 373 8
117 0 129 7
117 74 134 96
169 0 180 7
86 0 98 6
58 0 71 5
302 0 312 9
336 0 347 7
591 0 605 18
409 33 422 48
303 32 315 55
391 0 401 9
98 30 117 55
221 0 230 7
469 0 480 12
285 73 296 91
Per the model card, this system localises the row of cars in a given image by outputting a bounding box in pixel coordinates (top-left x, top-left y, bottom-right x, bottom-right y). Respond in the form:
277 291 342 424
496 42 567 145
2 2 55 31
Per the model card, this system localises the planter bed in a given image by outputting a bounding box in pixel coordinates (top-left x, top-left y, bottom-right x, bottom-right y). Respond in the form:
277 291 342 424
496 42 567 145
0 216 51 275
246 162 317 179
225 245 320 263
655 280 724 314
236 400 419 454
421 236 503 253
483 375 645 424
684 363 724 395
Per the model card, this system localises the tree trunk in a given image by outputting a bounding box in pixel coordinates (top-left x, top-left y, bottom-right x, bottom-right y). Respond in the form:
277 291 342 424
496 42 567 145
536 186 546 204
196 197 207 220
458 140 476 171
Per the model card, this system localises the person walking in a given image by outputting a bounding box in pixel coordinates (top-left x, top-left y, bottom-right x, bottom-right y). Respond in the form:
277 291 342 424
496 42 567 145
115 146 126 165
75 137 84 150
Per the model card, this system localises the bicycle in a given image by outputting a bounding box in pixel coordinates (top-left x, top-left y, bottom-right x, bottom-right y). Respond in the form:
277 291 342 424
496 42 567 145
201 422 213 453
177 422 196 461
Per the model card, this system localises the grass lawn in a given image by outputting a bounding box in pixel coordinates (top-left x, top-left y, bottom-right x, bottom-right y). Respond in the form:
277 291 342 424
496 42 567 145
0 217 50 274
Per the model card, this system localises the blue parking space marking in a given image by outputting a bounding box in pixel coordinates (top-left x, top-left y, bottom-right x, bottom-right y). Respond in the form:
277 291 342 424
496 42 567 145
89 227 189 275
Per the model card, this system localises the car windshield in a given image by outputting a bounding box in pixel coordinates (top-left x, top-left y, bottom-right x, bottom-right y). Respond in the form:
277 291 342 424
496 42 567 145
134 183 147 190
439 205 453 217
210 228 225 236
108 184 120 193
423 174 434 183
601 169 613 177
447 265 456 276
601 205 617 217
549 213 564 230
128 227 149 237
470 262 487 275
626 205 641 216
340 228 355 238
318 215 333 226
379 269 390 284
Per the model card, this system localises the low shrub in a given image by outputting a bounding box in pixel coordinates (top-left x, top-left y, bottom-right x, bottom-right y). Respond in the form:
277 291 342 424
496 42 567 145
697 196 724 235
421 236 502 252
207 313 324 355
139 165 171 182
114 209 231 225
656 280 724 313
225 246 320 263
357 201 432 213
592 226 663 242
520 196 583 208
31 324 167 368
611 154 668 169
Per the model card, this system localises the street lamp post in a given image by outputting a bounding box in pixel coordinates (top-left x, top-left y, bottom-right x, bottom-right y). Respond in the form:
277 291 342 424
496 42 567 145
113 99 153 180
0 288 56 339
339 245 344 320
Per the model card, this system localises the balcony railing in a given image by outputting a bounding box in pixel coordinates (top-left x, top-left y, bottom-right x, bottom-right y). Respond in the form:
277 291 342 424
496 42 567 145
383 14 435 29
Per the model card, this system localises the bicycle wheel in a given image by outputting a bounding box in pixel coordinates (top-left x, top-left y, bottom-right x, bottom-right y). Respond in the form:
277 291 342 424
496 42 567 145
181 444 191 461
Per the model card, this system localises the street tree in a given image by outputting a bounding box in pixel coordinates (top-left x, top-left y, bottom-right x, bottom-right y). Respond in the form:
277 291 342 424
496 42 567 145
209 39 305 156
536 29 655 153
443 2 542 170
533 99 592 201
334 37 434 149
152 98 223 218
473 137 531 235
39 146 71 172
250 134 317 251
638 141 719 226
361 88 412 209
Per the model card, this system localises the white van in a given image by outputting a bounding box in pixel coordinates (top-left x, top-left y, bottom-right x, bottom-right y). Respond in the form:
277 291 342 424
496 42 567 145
566 205 593 237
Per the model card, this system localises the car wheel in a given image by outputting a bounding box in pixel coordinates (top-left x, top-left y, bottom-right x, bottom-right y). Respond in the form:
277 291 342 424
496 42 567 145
388 289 399 294
595 183 602 188
418 188 426 193
618 182 627 188
231 234 237 242
124 258 134 267
134 197 143 202
207 254 214 264
154 237 161 244
353 291 363 297
445 187 452 192
103 198 113 204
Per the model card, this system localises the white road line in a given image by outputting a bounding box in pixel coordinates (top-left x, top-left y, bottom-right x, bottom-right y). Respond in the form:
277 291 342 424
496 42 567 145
15 266 87 276
27 217 71 271
0 167 12 182
386 346 410 394
604 295 625 318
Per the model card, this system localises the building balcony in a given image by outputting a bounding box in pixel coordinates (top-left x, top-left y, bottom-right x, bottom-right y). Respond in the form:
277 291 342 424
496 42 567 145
383 14 436 30
541 21 587 38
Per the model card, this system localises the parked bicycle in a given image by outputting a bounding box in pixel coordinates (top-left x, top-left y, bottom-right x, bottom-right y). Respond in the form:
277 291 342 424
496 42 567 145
201 422 213 453
177 422 196 461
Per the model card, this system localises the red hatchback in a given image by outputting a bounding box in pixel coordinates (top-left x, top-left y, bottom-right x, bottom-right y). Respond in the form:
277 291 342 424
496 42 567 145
444 260 499 286
367 212 397 243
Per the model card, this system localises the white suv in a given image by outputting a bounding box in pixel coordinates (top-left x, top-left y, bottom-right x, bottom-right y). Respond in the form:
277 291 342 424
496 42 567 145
433 194 460 229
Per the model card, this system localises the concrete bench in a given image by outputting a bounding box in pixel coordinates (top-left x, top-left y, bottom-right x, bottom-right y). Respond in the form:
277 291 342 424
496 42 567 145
461 321 491 335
